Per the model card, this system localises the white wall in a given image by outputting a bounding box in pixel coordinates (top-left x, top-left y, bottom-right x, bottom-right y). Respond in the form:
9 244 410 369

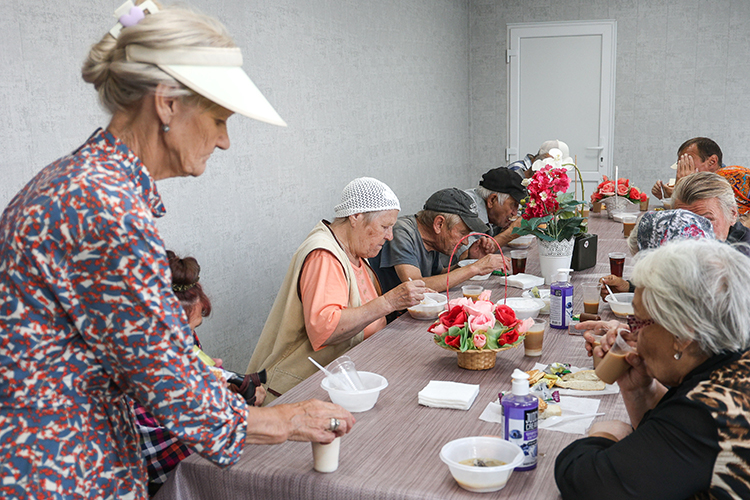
469 0 750 202
0 0 471 371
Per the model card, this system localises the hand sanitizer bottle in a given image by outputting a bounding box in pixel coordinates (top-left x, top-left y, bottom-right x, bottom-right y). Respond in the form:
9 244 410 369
502 369 538 470
550 268 573 329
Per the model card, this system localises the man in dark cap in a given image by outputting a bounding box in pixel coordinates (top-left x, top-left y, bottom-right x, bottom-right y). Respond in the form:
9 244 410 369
464 166 528 249
370 188 510 294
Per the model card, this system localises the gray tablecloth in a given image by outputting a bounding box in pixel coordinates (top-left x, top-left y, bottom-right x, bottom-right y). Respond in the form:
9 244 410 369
156 213 634 500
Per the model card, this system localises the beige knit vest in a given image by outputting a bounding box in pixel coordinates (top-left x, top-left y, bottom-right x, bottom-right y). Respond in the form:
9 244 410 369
246 221 364 404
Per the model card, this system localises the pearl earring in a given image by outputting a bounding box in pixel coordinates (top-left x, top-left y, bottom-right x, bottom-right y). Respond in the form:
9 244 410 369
674 351 682 360
162 124 170 132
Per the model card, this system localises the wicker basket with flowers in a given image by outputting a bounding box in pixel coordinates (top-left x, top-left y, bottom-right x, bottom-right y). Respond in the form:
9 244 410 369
429 290 534 370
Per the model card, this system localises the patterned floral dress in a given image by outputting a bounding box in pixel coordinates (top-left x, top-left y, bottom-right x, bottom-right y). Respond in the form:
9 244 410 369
0 129 247 499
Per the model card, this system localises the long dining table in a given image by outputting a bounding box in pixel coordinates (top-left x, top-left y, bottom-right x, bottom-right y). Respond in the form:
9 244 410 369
155 211 638 500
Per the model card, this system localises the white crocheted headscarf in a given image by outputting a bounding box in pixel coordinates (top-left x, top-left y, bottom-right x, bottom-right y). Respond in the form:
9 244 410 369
334 177 401 218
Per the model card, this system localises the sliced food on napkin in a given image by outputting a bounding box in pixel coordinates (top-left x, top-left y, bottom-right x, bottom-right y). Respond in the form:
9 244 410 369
499 273 545 289
418 381 479 410
553 370 606 391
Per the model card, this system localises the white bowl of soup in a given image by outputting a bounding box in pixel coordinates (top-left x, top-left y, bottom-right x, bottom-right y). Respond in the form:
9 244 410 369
407 293 448 320
439 436 524 493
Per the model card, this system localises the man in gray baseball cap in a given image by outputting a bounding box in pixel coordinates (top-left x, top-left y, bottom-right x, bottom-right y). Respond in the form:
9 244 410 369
370 188 510 295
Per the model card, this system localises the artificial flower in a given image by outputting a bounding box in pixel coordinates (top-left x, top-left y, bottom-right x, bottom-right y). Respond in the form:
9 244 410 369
445 335 461 348
440 305 467 328
513 163 584 242
516 317 535 334
468 312 495 333
473 333 487 349
591 175 645 205
495 304 518 327
432 299 527 352
499 329 519 345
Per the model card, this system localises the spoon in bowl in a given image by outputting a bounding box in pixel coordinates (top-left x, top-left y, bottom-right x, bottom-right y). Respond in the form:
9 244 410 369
308 357 334 378
605 284 619 302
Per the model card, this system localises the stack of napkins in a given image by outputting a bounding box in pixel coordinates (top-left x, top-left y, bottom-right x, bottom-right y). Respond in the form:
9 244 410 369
499 273 545 289
418 381 479 410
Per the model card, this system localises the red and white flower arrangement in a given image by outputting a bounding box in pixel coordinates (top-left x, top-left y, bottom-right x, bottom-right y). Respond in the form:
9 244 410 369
511 148 585 242
430 290 533 352
590 176 647 204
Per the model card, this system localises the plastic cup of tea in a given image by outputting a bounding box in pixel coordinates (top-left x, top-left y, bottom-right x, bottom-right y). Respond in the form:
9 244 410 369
524 319 546 356
592 334 604 369
608 252 626 278
591 201 603 213
581 282 602 315
594 329 636 384
462 285 484 301
510 250 528 275
312 437 340 473
622 214 638 238
326 356 365 391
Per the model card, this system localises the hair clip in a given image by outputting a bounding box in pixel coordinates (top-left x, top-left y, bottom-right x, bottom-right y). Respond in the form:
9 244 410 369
109 0 160 39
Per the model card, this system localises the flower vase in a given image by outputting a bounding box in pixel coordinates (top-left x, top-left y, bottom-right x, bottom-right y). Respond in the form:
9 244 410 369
537 237 575 285
602 197 636 219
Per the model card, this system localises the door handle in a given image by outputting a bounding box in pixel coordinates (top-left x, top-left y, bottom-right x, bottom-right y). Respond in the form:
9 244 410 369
586 146 604 150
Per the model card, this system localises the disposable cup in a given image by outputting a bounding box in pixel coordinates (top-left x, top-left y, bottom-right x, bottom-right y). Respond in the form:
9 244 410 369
581 282 601 315
312 437 340 473
510 250 528 275
462 285 484 301
595 329 636 384
524 319 546 356
326 356 364 391
622 214 637 238
592 335 604 369
608 252 626 278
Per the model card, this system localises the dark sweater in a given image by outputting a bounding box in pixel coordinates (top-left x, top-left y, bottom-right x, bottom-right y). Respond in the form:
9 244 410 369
555 350 750 500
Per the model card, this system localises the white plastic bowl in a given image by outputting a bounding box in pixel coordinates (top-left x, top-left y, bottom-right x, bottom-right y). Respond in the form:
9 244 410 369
458 259 490 280
521 288 551 314
321 372 387 412
605 292 634 318
502 297 545 319
662 198 673 209
508 235 534 249
440 436 524 493
407 293 448 320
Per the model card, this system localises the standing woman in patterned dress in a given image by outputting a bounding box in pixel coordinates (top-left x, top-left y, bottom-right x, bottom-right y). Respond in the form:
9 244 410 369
0 2 353 499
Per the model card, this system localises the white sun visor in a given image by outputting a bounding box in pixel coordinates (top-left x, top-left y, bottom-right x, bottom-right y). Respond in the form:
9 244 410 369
126 45 286 127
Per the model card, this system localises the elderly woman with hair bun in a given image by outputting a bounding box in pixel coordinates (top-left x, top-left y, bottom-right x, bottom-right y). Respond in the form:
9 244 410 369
557 239 750 499
0 2 353 498
247 177 428 403
134 251 268 495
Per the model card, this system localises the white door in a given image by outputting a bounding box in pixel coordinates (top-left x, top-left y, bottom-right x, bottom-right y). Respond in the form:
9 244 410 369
507 20 617 201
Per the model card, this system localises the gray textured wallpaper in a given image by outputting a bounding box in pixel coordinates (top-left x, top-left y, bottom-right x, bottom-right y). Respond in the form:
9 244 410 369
469 0 750 204
0 0 471 371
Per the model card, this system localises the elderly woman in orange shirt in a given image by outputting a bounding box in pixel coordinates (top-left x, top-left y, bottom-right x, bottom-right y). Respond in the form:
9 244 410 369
248 178 428 403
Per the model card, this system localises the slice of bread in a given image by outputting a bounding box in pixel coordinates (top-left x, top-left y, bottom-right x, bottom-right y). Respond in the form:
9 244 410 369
537 397 547 412
527 369 545 386
540 403 562 419
554 370 606 391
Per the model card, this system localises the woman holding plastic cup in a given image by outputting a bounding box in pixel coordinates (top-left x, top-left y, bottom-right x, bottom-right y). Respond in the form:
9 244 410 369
556 239 750 499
